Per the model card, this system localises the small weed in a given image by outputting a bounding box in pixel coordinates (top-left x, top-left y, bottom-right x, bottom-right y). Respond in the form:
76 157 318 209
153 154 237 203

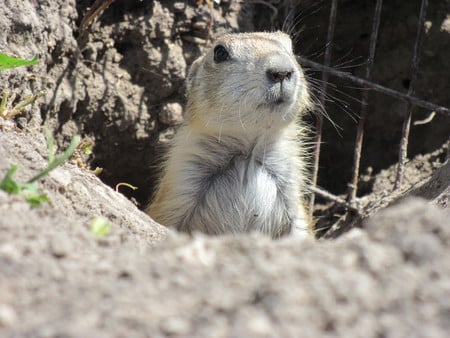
89 216 111 237
0 52 43 120
0 90 46 120
0 165 49 206
115 182 138 193
0 128 80 206
28 128 80 183
115 182 139 206
0 53 75 206
70 138 103 175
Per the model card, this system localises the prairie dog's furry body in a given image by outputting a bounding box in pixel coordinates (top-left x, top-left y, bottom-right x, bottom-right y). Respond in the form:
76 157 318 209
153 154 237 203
147 32 312 238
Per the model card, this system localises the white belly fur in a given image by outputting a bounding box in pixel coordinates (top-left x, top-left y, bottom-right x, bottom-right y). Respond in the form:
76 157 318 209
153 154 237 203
149 128 310 238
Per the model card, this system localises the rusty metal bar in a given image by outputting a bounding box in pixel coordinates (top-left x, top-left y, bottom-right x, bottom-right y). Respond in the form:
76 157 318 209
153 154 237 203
297 56 450 117
347 0 383 203
310 186 358 212
395 0 429 189
309 0 338 217
300 0 448 222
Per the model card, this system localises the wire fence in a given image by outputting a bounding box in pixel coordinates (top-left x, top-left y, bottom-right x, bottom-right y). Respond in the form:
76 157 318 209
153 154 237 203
297 0 449 220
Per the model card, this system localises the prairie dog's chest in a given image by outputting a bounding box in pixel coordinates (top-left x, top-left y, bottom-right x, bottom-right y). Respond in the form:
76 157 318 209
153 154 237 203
232 157 281 205
184 137 294 205
184 150 292 233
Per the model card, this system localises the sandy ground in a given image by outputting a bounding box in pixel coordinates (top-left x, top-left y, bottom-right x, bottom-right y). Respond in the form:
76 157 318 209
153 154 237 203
0 130 449 337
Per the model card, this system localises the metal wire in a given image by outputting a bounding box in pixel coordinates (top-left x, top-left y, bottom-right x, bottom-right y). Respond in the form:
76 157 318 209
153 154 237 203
297 57 450 117
300 0 449 217
309 0 338 217
347 0 384 203
395 0 429 189
310 186 358 212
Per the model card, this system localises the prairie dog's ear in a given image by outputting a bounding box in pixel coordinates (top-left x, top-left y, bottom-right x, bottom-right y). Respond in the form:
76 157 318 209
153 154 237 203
186 57 203 93
274 31 293 53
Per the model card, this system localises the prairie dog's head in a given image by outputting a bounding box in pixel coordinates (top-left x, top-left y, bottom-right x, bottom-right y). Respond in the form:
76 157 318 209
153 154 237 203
186 31 310 137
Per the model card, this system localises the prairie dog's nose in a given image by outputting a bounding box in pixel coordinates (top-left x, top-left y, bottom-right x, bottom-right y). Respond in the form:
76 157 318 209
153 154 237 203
266 68 294 83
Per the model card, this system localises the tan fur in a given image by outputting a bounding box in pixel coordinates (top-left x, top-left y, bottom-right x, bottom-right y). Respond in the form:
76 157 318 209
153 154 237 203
147 31 313 238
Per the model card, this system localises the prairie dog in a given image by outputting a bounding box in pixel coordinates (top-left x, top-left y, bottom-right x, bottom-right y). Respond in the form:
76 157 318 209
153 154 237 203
147 31 312 238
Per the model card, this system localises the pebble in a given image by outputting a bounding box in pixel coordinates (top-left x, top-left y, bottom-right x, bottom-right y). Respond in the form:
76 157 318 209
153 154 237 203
173 2 186 12
160 317 191 335
441 15 450 34
0 304 17 328
49 234 72 258
0 243 21 261
181 34 207 45
158 102 184 125
245 316 273 336
192 21 208 30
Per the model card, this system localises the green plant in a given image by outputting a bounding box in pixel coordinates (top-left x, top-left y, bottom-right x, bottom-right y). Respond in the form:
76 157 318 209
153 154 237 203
115 182 138 193
29 128 81 182
89 216 111 237
0 128 80 206
0 90 46 119
0 52 43 119
70 138 103 175
0 165 49 206
0 53 39 71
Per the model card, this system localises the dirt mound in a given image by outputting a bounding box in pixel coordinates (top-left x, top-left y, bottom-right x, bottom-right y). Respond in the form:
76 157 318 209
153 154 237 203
0 130 449 337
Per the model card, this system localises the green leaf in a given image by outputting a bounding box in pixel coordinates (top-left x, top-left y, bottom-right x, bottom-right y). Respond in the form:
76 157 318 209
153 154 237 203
27 134 80 183
21 182 49 206
90 216 111 237
0 53 39 71
83 144 93 155
0 165 21 194
44 126 55 163
0 166 49 206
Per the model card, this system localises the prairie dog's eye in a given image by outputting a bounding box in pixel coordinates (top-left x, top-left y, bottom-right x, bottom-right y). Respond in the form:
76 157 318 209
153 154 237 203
213 45 229 63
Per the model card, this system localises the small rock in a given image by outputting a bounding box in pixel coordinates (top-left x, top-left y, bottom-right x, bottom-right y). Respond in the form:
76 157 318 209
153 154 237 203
49 234 72 258
424 21 432 34
0 243 21 261
181 34 207 45
192 21 208 31
95 261 114 274
158 102 184 125
0 304 17 328
113 53 123 63
160 317 191 335
441 15 450 34
245 316 273 336
173 2 186 12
